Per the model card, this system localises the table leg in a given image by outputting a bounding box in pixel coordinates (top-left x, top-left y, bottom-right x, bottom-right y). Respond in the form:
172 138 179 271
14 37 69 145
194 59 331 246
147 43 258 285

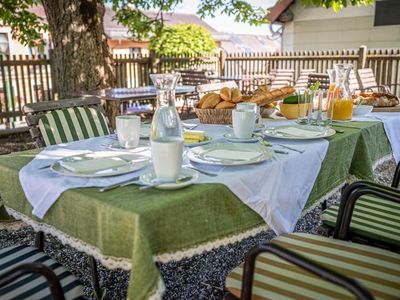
104 100 121 130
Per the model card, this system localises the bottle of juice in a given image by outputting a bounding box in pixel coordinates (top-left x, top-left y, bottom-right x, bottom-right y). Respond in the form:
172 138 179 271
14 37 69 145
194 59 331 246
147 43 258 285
332 64 353 121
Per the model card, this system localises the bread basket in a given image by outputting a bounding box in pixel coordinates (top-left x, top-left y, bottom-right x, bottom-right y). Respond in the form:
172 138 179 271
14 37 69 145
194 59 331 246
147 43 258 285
194 104 233 124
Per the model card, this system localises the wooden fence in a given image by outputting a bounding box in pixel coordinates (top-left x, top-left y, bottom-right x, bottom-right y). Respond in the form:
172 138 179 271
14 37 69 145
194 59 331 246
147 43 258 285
1 47 399 126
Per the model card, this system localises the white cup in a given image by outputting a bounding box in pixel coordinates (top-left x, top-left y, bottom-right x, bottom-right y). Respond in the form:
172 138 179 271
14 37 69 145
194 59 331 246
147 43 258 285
232 109 256 139
237 102 261 125
151 137 183 182
237 102 257 112
116 115 141 149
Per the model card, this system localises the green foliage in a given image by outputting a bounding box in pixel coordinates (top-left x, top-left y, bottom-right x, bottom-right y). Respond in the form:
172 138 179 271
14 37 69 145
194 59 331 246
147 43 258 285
300 0 375 12
0 0 375 46
0 0 47 47
148 23 216 55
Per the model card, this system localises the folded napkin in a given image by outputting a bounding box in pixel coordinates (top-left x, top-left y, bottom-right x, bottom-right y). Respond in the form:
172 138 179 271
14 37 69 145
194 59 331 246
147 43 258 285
204 149 261 161
277 127 323 138
59 156 128 173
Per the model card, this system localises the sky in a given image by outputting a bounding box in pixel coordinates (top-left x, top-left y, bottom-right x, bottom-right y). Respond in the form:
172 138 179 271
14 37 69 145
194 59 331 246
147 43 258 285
174 0 278 35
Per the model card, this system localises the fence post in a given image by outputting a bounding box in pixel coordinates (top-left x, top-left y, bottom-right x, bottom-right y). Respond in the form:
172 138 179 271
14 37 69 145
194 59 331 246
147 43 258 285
219 50 226 76
149 50 159 74
49 49 58 100
357 45 367 69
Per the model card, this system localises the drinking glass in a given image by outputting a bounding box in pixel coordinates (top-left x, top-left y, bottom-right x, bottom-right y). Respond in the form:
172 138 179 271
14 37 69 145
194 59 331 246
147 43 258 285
316 90 334 128
296 91 310 125
116 115 140 148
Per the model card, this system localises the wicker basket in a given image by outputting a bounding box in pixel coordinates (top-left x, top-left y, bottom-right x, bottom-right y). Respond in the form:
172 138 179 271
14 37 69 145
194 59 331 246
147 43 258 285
194 106 233 124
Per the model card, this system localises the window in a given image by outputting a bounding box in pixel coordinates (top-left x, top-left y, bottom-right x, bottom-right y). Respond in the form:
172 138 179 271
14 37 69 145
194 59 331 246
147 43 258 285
374 0 400 26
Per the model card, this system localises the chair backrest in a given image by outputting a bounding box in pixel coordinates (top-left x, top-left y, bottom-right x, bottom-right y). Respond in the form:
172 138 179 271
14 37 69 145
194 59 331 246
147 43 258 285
295 69 316 90
179 69 210 86
196 81 238 98
348 70 360 92
357 68 378 90
270 69 295 89
23 97 112 148
307 73 330 90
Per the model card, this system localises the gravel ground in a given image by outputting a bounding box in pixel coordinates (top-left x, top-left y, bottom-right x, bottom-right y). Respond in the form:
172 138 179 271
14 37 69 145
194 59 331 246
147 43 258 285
0 154 396 299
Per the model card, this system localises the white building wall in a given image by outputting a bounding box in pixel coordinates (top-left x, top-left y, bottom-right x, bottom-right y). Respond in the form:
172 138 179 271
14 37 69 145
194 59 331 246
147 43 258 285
282 2 400 51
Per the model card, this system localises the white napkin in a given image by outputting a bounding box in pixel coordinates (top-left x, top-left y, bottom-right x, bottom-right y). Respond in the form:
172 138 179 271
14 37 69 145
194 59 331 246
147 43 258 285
203 149 261 161
277 127 323 138
59 156 128 173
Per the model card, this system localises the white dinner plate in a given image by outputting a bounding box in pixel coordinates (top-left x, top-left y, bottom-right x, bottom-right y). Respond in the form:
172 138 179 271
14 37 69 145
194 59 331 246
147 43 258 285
187 143 273 166
263 125 336 140
107 142 149 153
223 133 258 143
51 152 150 177
140 168 199 190
184 136 213 147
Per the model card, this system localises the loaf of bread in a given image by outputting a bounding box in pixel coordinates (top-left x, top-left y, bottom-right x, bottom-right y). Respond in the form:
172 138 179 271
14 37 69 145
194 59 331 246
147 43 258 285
215 101 236 109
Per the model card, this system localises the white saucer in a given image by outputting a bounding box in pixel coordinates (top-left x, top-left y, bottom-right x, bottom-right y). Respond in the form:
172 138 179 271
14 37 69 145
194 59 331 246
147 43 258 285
140 168 199 190
228 124 265 133
223 133 258 143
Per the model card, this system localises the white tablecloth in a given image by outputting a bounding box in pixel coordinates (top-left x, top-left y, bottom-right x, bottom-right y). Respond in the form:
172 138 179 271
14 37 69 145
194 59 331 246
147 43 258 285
353 112 400 163
19 119 330 234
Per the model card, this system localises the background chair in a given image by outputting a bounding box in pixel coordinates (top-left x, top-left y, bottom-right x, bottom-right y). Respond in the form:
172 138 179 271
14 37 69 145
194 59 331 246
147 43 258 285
178 69 211 116
196 81 238 99
23 97 112 148
357 68 391 93
269 69 295 89
307 73 330 90
224 182 400 300
294 69 316 90
0 244 84 300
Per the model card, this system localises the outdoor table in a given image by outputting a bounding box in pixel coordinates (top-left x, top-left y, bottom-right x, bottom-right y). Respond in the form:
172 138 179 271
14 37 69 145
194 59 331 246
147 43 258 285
82 85 196 129
0 120 394 300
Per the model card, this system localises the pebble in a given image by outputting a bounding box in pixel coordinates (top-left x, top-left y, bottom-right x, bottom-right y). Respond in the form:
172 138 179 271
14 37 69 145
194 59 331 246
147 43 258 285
0 159 397 299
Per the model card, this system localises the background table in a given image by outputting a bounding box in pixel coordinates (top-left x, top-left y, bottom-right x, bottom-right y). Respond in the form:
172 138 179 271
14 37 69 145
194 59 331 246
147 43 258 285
82 85 196 128
0 121 392 299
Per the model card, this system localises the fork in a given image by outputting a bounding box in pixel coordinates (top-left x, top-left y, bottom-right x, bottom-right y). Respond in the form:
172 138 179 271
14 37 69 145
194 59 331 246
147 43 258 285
99 176 140 192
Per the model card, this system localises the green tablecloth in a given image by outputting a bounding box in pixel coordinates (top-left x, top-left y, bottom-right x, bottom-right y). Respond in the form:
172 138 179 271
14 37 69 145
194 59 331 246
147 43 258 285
0 121 392 299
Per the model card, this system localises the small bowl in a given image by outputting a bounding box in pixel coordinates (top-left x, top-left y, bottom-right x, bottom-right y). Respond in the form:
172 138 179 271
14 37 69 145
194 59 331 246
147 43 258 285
279 103 308 120
353 105 373 116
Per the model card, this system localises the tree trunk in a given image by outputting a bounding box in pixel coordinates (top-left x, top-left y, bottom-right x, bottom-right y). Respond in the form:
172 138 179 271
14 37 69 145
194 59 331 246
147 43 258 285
42 0 115 98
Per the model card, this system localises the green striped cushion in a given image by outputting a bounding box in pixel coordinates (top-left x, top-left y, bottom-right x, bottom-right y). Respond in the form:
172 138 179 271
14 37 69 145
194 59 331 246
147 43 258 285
226 233 400 299
0 245 83 299
321 195 400 247
38 107 110 146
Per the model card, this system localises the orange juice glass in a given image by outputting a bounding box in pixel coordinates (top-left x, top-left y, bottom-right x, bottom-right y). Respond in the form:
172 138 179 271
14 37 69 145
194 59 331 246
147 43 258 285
333 98 353 120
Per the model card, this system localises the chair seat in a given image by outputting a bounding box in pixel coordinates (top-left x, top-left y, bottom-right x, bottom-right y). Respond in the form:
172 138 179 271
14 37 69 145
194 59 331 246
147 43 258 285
225 233 400 299
321 195 400 247
0 245 84 300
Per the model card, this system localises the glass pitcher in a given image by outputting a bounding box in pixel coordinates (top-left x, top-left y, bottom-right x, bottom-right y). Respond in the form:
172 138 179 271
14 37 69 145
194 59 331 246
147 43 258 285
332 64 353 121
149 73 184 182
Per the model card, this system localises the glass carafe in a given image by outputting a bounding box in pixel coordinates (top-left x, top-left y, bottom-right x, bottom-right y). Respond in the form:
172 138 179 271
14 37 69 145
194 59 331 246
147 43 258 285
332 64 353 121
149 73 184 182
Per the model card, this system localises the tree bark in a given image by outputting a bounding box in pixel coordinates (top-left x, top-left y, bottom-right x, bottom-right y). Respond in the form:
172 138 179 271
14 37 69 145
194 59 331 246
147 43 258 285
42 0 115 98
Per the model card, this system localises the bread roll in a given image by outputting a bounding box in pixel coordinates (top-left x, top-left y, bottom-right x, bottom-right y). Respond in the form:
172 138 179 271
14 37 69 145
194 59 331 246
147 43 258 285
198 93 213 108
201 93 221 109
241 95 253 102
280 86 295 95
215 101 236 109
271 89 285 99
231 88 242 103
220 87 232 101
